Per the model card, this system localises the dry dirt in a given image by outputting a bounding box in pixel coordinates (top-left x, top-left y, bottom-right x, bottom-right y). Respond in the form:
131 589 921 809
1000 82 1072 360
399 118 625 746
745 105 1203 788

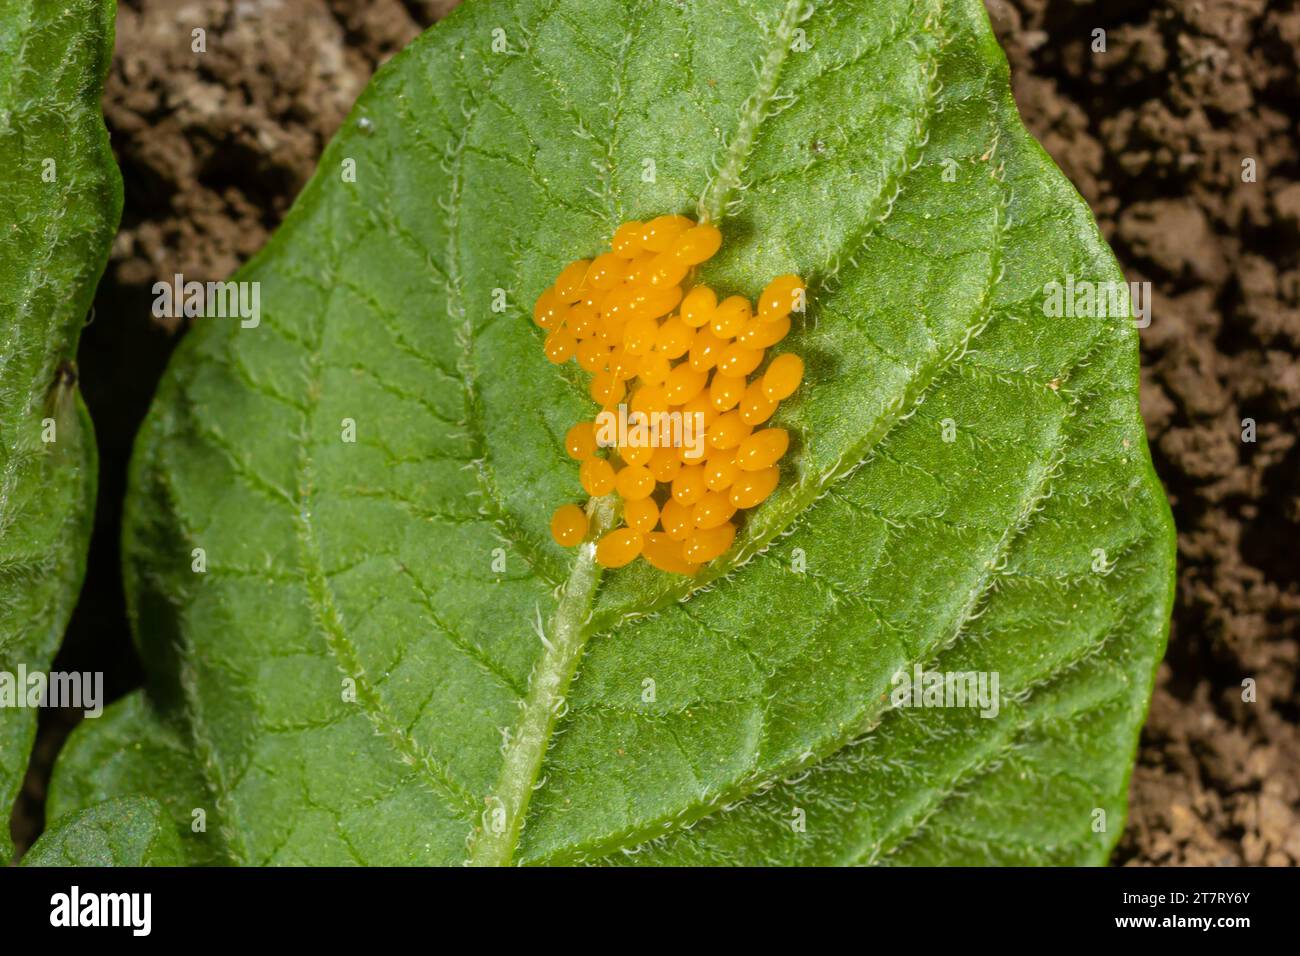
12 0 1300 865
988 0 1300 866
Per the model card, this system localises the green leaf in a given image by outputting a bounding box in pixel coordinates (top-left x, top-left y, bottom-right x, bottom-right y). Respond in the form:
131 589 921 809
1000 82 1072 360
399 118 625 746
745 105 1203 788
59 0 1174 865
22 796 182 867
0 0 120 861
47 692 222 865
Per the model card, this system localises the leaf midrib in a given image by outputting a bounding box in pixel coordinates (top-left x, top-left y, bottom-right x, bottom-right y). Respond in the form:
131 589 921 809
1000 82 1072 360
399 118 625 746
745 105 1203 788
145 0 1149 869
156 0 952 867
466 0 947 866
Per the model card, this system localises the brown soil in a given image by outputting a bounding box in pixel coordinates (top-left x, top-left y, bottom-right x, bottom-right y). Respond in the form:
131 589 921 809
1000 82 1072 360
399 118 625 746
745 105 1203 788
987 0 1300 865
104 0 451 300
12 0 1299 865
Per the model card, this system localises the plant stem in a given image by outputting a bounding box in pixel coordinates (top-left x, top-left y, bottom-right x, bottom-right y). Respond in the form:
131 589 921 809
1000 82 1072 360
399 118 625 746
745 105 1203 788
467 494 616 866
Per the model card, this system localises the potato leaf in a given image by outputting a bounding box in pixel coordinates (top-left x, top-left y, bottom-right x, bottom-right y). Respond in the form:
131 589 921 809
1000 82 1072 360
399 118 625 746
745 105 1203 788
52 0 1174 865
22 796 181 867
47 691 221 864
0 0 120 861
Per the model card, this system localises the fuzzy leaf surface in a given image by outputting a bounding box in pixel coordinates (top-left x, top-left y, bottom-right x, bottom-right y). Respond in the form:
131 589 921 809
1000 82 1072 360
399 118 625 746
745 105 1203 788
23 796 181 867
56 0 1174 865
0 0 120 861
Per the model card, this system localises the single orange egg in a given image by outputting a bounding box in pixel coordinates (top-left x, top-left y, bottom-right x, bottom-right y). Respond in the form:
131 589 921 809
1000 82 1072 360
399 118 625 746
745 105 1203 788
615 464 656 500
739 378 779 425
647 251 689 287
575 337 611 372
589 372 625 407
735 314 791 349
758 274 805 320
709 372 746 412
599 284 641 322
703 448 740 491
544 328 577 364
629 383 670 416
596 527 644 567
565 421 598 460
709 296 751 339
597 314 627 346
641 215 693 252
693 491 737 530
632 284 682 321
680 285 717 327
611 220 645 258
550 503 589 546
554 260 591 302
664 363 709 405
584 252 627 290
729 466 779 508
655 316 695 359
688 328 727 372
637 350 672 386
660 497 694 540
579 457 616 496
650 445 683 483
734 428 789 471
716 342 764 377
623 496 660 534
672 223 723 265
682 522 736 563
566 303 599 340
622 315 659 356
707 411 752 450
606 347 636 382
671 465 707 505
681 391 718 430
533 287 566 330
762 353 804 401
622 251 658 286
642 531 700 575
620 440 654 467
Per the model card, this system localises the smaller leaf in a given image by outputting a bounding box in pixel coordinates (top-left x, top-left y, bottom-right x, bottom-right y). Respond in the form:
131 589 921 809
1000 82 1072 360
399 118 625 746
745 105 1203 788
21 797 182 867
0 0 121 861
47 692 223 865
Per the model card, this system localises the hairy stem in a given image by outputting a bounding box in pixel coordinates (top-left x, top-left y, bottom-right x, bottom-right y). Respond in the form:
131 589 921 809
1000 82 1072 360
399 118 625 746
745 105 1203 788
467 494 616 866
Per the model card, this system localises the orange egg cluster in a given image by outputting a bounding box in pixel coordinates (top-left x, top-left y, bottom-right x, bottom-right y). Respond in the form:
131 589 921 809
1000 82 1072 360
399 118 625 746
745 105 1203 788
535 215 805 575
